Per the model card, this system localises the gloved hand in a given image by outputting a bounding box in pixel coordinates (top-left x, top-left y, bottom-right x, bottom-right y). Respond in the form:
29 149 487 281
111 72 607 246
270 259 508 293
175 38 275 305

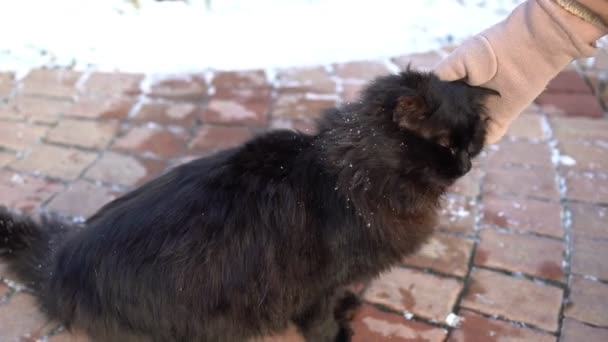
434 0 606 144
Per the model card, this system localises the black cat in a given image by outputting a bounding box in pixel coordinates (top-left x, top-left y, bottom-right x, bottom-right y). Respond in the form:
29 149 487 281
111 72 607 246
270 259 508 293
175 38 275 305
0 70 494 342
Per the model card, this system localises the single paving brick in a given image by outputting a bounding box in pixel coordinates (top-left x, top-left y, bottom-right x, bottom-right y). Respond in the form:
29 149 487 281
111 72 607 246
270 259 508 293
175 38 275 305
0 292 51 342
550 117 608 142
203 95 270 127
475 229 564 281
537 93 604 118
10 96 72 124
333 61 391 82
558 139 608 172
212 70 270 98
0 171 64 212
64 96 135 120
485 140 553 169
437 195 477 234
461 268 563 332
571 236 608 280
132 101 201 127
561 318 608 342
568 202 608 239
564 170 608 204
448 309 556 342
189 126 253 155
83 72 142 97
11 145 98 181
351 305 447 342
363 267 463 322
402 233 474 277
112 126 188 159
21 69 81 99
46 180 119 219
276 66 336 94
46 119 119 149
392 51 442 71
545 71 592 94
0 121 49 151
506 114 548 140
145 74 207 100
482 196 563 238
84 152 165 187
271 93 335 123
565 276 608 326
484 167 560 201
448 167 484 198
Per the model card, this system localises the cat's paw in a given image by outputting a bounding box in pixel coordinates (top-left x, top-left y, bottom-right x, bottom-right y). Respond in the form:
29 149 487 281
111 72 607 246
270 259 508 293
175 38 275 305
334 325 354 342
333 291 360 342
334 290 361 323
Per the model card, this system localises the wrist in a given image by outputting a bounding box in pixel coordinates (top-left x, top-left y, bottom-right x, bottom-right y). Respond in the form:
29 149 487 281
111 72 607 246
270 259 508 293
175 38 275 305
554 0 608 31
577 0 608 22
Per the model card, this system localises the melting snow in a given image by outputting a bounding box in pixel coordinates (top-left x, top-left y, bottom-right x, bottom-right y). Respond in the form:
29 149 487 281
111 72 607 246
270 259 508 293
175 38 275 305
10 174 25 184
0 0 523 74
445 313 463 327
559 155 577 166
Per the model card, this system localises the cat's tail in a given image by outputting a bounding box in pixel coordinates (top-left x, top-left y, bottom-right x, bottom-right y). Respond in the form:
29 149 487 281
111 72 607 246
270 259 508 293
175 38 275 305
0 206 75 292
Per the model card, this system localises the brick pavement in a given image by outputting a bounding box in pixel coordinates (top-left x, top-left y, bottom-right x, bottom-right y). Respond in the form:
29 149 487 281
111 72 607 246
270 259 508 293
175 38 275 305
0 45 607 341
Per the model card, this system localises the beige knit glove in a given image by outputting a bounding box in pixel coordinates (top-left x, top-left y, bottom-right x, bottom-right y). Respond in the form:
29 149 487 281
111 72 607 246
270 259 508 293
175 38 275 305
434 0 606 144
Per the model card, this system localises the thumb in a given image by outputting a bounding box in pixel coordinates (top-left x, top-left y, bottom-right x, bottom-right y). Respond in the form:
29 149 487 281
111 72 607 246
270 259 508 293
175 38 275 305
434 35 498 85
434 52 468 81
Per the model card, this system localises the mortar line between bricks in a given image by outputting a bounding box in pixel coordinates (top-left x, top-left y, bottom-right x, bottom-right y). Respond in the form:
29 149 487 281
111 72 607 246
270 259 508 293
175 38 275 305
480 225 565 242
326 64 345 104
107 134 189 163
40 140 108 154
473 265 566 289
570 273 608 285
563 317 608 330
543 111 572 342
4 162 136 196
4 166 72 186
364 301 451 332
263 69 279 131
395 264 466 281
459 307 560 337
445 152 487 339
574 62 608 114
37 112 129 214
480 191 563 205
135 75 208 148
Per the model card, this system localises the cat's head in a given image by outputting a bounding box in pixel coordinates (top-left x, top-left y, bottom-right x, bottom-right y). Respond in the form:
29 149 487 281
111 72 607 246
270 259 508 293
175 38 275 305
361 70 497 179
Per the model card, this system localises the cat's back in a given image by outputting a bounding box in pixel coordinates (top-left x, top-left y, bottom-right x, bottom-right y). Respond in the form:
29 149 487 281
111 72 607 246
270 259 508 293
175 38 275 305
54 129 321 276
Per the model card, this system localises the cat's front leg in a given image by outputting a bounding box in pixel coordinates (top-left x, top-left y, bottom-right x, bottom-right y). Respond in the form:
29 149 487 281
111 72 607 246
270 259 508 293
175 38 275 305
293 290 360 342
333 290 361 342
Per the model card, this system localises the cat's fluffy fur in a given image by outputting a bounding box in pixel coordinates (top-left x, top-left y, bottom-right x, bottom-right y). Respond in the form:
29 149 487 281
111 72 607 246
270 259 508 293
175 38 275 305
0 70 493 342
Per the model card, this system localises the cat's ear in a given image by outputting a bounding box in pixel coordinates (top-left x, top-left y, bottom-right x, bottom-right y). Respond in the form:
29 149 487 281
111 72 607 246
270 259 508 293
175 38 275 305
393 94 429 128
